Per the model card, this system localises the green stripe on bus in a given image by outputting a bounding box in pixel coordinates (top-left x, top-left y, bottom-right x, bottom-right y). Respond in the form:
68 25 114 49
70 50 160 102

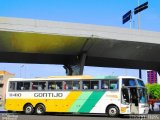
68 91 93 112
78 91 105 113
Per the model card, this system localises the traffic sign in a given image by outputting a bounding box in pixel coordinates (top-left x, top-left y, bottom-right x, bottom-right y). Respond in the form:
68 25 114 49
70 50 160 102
134 1 148 14
122 10 132 24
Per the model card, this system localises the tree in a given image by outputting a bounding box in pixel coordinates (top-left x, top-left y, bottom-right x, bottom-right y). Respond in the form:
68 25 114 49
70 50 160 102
145 84 152 93
146 84 160 99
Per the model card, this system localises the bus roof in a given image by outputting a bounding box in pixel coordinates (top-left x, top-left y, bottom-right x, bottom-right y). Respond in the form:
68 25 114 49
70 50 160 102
7 75 139 81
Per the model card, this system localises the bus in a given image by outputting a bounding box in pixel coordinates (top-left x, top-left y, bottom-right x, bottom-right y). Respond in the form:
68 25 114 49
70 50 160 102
4 75 149 117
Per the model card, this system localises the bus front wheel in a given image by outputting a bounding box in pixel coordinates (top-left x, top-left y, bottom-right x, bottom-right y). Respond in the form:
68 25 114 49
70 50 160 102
24 104 34 115
35 104 46 115
106 105 119 117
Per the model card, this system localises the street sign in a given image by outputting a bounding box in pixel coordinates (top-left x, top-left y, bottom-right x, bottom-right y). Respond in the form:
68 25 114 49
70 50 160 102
122 10 132 24
134 1 148 14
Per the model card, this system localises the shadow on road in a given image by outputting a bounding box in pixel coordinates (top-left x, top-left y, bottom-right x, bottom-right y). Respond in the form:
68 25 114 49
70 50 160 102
42 112 108 117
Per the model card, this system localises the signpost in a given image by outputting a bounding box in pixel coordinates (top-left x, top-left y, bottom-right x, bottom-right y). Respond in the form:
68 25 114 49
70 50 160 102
134 1 148 14
122 1 148 26
122 10 132 24
122 1 148 78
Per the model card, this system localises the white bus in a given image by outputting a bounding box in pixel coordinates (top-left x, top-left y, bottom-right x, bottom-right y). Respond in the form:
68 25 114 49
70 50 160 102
4 75 149 117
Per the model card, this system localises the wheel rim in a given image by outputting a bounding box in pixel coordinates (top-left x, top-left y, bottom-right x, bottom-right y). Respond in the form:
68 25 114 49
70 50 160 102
37 106 43 114
25 106 32 114
109 108 117 116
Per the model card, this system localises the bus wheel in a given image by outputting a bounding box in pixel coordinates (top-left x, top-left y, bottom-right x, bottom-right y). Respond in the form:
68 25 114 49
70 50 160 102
24 104 34 115
35 104 45 115
106 105 119 117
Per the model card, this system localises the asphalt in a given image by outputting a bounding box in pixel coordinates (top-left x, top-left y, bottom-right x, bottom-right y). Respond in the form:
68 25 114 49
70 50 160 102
0 107 160 120
0 113 160 120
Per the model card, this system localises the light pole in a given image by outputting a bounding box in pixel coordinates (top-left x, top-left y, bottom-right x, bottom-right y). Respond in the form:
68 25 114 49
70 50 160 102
138 0 140 30
20 65 24 78
138 0 141 79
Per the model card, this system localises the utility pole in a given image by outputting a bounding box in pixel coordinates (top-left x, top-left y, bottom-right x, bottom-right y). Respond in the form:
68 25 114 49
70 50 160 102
138 0 141 78
138 0 140 30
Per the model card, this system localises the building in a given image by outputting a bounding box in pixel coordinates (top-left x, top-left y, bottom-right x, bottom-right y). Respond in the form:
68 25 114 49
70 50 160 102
157 74 160 84
0 71 15 104
147 70 157 84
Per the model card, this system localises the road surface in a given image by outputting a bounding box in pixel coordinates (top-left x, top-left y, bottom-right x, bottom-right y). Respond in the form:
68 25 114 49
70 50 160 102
0 113 160 120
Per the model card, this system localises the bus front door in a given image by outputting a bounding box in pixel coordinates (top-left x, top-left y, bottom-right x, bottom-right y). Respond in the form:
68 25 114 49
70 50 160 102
121 88 131 114
130 88 139 114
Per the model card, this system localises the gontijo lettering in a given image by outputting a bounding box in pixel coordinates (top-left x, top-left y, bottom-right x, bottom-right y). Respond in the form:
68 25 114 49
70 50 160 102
34 93 63 97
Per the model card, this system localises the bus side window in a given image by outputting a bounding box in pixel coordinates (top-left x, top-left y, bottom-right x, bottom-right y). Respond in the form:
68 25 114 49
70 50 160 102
17 82 24 90
15 82 30 91
91 81 99 89
65 81 72 90
9 82 16 91
48 81 56 90
38 82 46 90
101 80 109 89
23 82 30 90
82 81 90 90
32 82 46 91
55 81 62 90
32 82 38 90
73 81 80 90
110 80 118 90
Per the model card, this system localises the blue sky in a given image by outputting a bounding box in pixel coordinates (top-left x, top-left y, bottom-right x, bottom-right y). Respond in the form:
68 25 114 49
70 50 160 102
0 0 160 31
0 0 160 83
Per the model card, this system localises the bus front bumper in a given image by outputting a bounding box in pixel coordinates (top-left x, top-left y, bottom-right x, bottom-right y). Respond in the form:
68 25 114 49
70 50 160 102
139 104 149 114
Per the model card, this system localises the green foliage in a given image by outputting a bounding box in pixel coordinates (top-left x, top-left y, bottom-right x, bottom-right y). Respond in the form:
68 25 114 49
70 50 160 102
145 84 152 93
145 84 160 99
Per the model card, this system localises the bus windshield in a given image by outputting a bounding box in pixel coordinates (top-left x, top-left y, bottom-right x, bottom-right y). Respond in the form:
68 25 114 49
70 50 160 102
137 79 145 87
122 79 136 87
138 88 147 103
122 79 145 87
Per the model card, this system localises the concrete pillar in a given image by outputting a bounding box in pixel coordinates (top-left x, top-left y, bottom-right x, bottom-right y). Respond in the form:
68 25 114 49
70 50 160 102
79 52 87 75
63 52 87 76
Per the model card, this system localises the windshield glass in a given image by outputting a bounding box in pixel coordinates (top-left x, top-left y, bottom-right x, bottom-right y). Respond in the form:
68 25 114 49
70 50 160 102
137 79 145 87
122 79 136 87
138 88 147 103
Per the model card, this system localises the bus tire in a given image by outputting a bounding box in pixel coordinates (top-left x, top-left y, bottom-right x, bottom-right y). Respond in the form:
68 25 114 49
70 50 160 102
35 104 46 115
106 105 119 117
24 104 34 115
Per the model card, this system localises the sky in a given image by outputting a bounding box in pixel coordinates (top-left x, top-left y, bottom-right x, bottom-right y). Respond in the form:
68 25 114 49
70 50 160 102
0 0 160 83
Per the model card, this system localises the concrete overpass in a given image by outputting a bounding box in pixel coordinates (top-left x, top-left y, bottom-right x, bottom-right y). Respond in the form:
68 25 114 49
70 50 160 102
0 17 160 75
